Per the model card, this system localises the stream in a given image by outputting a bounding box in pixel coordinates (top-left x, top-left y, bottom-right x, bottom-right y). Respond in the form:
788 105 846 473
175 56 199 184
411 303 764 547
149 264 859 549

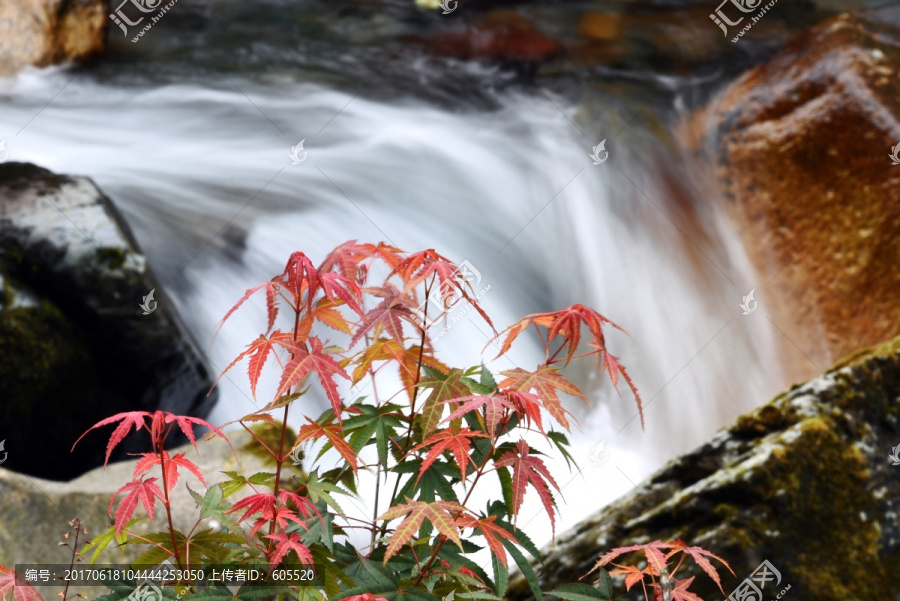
0 0 804 559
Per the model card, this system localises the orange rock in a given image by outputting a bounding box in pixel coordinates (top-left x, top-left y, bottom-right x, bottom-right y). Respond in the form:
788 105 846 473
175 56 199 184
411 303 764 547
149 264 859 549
417 11 563 63
688 11 900 376
0 0 106 76
578 12 621 41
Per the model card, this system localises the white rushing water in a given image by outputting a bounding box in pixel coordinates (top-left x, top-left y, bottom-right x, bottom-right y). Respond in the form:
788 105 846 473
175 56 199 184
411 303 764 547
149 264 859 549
0 63 785 558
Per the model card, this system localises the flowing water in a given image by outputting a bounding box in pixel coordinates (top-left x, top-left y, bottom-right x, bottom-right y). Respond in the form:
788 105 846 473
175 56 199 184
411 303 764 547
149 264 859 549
0 0 795 556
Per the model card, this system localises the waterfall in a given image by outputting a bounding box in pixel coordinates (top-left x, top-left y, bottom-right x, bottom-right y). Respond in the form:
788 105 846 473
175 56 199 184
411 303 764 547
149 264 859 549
1 58 785 556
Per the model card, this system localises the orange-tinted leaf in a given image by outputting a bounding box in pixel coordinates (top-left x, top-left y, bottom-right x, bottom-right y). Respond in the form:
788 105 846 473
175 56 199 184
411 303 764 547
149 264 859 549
609 565 649 591
297 298 352 340
350 337 406 385
377 500 467 563
667 577 704 601
441 394 515 436
588 540 672 576
600 352 644 429
456 514 517 567
498 366 585 431
413 427 487 481
666 540 734 595
295 420 359 472
416 368 469 438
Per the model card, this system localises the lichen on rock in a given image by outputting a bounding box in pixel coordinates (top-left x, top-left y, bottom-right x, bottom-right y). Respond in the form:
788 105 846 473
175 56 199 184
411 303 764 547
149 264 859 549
507 336 900 601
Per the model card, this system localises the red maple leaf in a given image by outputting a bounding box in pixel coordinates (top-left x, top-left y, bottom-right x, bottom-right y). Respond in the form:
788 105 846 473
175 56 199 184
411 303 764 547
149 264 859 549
72 411 151 466
318 271 364 318
388 250 494 330
264 532 314 567
227 493 295 536
441 394 515 436
343 595 389 601
413 427 487 481
0 567 43 601
491 304 643 427
349 284 421 348
494 440 560 539
133 451 205 495
109 477 163 535
318 240 404 279
456 514 517 567
280 251 320 311
165 413 232 455
275 336 349 421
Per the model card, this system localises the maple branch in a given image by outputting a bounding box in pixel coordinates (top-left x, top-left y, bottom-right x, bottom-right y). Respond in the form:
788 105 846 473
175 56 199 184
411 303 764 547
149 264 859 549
240 421 279 459
267 401 291 556
377 277 434 542
156 427 185 571
412 412 510 586
59 519 84 601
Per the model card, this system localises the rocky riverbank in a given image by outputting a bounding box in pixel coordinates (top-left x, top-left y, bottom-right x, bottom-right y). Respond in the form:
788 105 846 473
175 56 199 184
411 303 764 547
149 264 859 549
0 163 217 481
508 335 900 601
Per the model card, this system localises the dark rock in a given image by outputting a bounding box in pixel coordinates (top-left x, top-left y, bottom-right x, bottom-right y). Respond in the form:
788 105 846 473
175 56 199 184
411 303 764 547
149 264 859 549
0 163 217 481
507 336 900 601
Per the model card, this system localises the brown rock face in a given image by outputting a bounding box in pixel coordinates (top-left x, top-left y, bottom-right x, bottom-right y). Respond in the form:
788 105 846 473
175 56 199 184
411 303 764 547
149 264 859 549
0 0 106 76
691 10 900 377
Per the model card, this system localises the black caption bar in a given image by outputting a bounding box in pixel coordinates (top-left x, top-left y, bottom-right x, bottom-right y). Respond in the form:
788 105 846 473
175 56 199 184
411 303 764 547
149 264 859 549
14 564 320 587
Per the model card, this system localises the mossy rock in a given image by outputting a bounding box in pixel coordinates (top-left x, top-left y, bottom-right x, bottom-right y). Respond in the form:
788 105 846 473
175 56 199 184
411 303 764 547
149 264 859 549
0 162 217 480
507 336 900 601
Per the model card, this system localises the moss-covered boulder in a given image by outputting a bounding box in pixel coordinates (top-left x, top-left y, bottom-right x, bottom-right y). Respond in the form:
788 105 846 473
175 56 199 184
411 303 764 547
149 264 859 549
0 163 217 481
507 337 900 601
